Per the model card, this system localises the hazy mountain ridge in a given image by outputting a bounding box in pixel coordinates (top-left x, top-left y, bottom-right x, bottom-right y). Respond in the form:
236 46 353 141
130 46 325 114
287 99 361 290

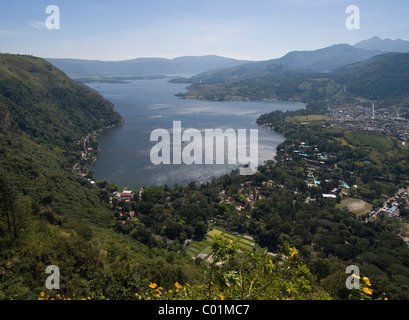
179 44 382 84
44 36 409 85
354 36 409 53
45 55 251 76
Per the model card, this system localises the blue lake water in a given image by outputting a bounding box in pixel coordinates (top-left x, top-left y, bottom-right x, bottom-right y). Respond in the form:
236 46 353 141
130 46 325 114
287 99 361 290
87 78 305 188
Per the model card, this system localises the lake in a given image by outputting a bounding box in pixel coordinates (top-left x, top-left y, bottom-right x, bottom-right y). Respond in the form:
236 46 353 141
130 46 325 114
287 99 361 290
87 78 304 188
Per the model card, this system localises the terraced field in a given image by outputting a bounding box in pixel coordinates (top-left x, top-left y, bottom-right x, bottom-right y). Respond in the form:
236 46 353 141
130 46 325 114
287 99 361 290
185 226 259 261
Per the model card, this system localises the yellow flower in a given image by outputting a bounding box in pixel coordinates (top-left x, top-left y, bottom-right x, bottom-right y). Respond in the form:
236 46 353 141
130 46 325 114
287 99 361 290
362 277 371 287
155 294 160 298
149 282 157 289
289 247 298 258
286 289 291 294
175 282 182 289
218 293 224 300
40 292 45 297
362 287 373 295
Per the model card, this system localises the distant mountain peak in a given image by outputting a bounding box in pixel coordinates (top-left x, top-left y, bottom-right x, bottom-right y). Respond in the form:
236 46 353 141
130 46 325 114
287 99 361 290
275 43 380 72
354 36 409 53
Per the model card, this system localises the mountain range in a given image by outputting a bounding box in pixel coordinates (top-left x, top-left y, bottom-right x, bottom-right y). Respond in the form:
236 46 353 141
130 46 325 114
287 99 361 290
179 51 409 105
179 37 409 84
45 55 250 76
45 37 409 82
354 36 409 53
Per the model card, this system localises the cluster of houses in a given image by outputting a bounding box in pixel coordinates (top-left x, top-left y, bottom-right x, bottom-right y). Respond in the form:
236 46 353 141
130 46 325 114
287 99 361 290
370 189 409 219
113 189 139 226
329 105 409 143
113 189 135 202
218 182 267 212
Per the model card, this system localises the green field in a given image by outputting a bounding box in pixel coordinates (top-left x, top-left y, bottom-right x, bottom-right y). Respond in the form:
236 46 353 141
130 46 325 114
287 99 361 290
336 198 373 216
185 226 258 261
285 114 329 123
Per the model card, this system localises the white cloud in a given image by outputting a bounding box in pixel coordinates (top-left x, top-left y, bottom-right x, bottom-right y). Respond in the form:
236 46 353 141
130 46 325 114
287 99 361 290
0 29 23 36
27 21 46 29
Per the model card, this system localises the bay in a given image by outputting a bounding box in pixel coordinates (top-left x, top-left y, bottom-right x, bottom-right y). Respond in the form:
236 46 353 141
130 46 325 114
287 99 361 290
87 78 304 188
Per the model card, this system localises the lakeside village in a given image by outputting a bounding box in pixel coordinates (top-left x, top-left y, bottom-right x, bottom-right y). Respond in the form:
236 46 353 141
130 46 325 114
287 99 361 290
72 109 409 253
327 103 409 219
328 103 409 143
258 103 409 222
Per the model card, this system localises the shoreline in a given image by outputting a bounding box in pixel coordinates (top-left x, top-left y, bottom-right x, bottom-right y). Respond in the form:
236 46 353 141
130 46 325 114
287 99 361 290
73 119 124 181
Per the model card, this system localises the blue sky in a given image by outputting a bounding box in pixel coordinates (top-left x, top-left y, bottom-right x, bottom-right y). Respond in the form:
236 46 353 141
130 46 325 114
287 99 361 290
1 0 408 61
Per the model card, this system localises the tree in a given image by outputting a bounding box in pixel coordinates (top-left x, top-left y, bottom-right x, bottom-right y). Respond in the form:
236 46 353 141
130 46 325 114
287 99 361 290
0 171 24 238
193 221 207 241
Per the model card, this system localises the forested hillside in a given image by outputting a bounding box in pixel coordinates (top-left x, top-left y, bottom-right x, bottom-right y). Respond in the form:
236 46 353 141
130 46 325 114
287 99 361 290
178 53 409 106
0 54 203 299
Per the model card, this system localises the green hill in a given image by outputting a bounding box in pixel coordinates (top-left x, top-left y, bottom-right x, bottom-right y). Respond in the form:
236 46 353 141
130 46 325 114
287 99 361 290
180 52 409 106
0 53 124 223
0 54 205 299
0 54 123 147
345 53 409 102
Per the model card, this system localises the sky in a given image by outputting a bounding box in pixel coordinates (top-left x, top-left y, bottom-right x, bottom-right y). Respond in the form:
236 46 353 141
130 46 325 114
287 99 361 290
0 0 408 61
